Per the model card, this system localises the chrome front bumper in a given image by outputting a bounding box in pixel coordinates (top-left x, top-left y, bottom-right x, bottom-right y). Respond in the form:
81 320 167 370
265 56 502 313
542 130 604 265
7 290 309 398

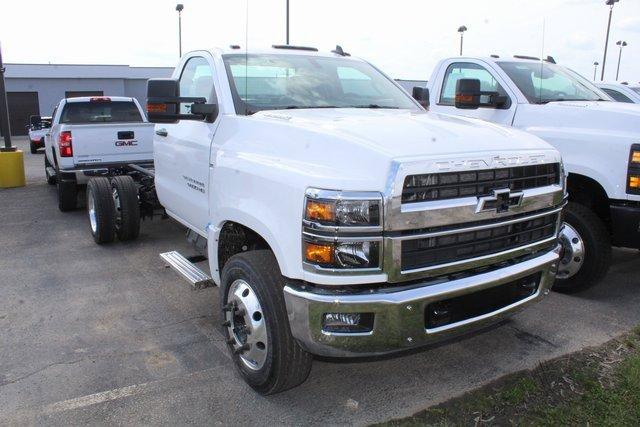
284 247 559 358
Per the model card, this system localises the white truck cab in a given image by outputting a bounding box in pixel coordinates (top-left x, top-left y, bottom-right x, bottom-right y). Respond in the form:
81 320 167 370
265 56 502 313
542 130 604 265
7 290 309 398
91 46 565 394
44 96 154 211
426 56 640 292
597 82 640 104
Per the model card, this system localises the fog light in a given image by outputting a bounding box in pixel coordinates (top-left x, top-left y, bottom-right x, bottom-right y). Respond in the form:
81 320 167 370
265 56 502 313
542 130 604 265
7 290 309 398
426 301 452 329
322 312 374 333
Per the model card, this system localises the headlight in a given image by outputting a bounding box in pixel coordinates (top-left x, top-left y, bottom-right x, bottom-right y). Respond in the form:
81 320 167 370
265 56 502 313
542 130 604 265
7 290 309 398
304 192 381 227
303 188 383 272
627 144 640 195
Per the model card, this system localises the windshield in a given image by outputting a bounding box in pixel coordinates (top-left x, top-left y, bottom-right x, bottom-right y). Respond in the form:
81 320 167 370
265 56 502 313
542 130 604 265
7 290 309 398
60 101 143 124
632 87 640 95
222 54 419 114
498 61 607 104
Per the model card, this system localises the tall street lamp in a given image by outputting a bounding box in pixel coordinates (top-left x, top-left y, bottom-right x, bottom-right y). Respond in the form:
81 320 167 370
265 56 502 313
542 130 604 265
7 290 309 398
458 25 467 56
176 4 184 57
593 61 599 81
601 0 620 81
286 0 290 45
616 40 627 81
0 43 13 150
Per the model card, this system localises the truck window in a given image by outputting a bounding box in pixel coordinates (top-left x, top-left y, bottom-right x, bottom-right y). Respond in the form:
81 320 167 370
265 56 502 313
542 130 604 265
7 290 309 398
601 88 633 103
179 56 215 114
222 54 419 114
60 101 143 124
439 62 507 105
498 62 605 104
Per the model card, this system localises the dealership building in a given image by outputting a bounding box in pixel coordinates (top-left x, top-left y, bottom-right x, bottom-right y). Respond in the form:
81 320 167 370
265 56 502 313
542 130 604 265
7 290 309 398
3 63 173 135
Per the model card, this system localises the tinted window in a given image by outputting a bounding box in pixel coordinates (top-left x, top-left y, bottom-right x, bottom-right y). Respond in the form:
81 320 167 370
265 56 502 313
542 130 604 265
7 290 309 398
179 56 214 114
440 62 508 105
223 54 418 114
632 87 640 95
60 101 142 124
602 88 633 103
498 62 604 104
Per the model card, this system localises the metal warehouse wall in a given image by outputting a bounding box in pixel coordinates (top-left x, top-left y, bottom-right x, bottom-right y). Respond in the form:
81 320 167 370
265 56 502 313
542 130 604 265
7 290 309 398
6 78 130 116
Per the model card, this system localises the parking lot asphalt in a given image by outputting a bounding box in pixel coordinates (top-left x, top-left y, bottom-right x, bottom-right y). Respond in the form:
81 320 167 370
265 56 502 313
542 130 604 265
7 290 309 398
1 137 640 426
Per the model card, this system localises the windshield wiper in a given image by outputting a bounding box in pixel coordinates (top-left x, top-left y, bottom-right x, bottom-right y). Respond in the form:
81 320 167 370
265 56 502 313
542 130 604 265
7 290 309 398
352 104 399 109
283 105 339 110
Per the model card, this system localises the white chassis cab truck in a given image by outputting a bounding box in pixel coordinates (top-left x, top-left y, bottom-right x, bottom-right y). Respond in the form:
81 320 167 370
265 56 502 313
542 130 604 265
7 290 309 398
44 96 154 212
597 82 640 104
87 46 566 394
425 56 640 293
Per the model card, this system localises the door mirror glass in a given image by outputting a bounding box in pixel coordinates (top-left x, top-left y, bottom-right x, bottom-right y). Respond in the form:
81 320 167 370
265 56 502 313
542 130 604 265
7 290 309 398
412 87 430 108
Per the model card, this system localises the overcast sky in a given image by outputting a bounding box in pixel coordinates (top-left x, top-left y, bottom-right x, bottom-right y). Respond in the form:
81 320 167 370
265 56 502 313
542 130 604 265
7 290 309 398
1 0 639 82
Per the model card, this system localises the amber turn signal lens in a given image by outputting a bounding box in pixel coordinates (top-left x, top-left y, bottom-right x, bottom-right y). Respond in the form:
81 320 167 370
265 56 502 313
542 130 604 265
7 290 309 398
306 200 335 222
147 103 167 113
304 242 334 264
632 151 640 163
630 176 640 189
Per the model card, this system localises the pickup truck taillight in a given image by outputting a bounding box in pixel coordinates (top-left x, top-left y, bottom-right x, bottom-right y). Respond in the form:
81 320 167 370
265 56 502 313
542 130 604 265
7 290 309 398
59 131 73 157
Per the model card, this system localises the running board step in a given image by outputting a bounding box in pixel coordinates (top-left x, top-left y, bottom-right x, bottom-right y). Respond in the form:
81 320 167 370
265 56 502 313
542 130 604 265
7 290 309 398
160 251 214 289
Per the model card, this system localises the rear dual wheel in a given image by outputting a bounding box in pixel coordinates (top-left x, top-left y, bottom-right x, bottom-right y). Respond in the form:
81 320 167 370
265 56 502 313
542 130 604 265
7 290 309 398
86 176 140 244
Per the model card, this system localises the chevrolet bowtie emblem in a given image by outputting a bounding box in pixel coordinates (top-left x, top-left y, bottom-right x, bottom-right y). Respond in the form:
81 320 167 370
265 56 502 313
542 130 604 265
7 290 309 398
476 189 524 214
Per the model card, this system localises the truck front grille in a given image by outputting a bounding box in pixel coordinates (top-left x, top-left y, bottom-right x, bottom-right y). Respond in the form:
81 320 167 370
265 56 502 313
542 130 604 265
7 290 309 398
401 212 558 271
402 163 560 203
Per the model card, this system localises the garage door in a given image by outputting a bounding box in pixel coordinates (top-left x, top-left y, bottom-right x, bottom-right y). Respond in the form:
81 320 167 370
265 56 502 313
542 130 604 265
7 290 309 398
65 90 104 98
0 92 40 136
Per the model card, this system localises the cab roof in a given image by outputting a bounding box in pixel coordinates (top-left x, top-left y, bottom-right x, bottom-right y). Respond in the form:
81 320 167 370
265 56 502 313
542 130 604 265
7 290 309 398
201 45 361 60
64 96 135 103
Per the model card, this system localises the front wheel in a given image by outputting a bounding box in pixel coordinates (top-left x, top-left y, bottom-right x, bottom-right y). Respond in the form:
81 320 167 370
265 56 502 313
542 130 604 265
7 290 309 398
554 202 611 293
220 250 312 395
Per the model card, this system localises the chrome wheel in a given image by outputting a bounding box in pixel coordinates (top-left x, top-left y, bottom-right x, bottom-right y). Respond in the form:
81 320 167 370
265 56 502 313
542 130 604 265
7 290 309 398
88 190 97 234
225 279 268 371
557 222 585 280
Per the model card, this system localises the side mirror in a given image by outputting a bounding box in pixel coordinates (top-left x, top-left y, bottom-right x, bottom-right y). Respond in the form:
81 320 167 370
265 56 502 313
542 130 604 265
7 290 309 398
146 78 218 123
29 115 42 128
412 87 430 109
455 78 509 110
455 79 481 109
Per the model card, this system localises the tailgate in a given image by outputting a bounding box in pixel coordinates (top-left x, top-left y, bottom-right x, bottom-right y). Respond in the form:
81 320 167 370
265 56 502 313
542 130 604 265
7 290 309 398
67 123 155 166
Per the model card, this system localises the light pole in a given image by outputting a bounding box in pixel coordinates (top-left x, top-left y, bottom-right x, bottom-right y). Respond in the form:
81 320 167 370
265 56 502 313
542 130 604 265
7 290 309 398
593 61 599 81
601 0 619 81
176 4 184 57
0 43 12 151
458 25 467 56
616 40 627 81
286 0 290 45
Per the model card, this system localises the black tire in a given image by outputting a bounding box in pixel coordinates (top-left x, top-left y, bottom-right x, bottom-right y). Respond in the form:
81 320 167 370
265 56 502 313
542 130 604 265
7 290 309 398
220 250 312 395
44 155 56 185
554 202 611 293
56 172 78 212
111 175 140 241
30 141 37 154
86 178 116 244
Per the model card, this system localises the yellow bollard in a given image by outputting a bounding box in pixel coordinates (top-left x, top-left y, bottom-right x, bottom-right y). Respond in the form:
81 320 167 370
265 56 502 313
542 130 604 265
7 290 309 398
0 149 26 188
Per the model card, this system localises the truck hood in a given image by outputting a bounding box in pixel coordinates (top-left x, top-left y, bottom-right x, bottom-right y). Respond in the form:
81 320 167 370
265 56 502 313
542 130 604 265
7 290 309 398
251 108 556 160
516 101 640 134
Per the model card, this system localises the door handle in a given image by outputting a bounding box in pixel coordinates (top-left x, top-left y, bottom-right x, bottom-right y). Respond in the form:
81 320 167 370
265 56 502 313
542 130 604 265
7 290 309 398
155 128 168 137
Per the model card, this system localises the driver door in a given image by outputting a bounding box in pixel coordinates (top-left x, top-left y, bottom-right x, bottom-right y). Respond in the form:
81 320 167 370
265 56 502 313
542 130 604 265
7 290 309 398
154 54 220 234
431 61 517 126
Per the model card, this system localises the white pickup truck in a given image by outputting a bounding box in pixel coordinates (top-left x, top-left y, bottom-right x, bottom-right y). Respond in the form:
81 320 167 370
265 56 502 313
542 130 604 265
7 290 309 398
86 46 566 394
424 56 640 293
27 115 51 154
597 82 640 104
44 96 154 211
